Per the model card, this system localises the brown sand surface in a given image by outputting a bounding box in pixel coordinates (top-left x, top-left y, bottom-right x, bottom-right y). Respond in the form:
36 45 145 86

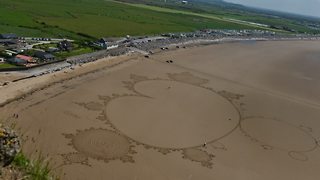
1 40 320 180
0 54 136 106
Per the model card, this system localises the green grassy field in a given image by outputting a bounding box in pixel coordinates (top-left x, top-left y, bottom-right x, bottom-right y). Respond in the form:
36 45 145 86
33 42 94 59
117 0 320 34
0 0 265 39
54 47 94 59
0 63 18 69
113 0 285 33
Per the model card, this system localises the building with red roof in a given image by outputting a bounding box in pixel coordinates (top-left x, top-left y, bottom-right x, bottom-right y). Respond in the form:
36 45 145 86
7 54 36 66
16 55 34 63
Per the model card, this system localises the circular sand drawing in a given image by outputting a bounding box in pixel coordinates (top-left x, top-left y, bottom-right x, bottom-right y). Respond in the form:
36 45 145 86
107 80 240 149
182 148 215 168
61 152 90 166
240 117 317 153
58 73 318 167
64 129 136 163
63 73 244 168
75 102 104 111
288 151 308 161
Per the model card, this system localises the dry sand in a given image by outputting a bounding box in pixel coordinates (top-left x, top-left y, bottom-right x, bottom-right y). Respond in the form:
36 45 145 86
1 40 320 180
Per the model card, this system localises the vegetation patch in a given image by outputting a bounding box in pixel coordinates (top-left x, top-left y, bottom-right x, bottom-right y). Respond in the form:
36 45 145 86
0 0 264 39
0 124 55 179
0 63 18 69
11 153 54 180
54 47 94 59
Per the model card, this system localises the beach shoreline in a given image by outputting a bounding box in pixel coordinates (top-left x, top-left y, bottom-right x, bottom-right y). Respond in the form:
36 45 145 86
1 37 320 108
1 39 320 179
0 53 139 107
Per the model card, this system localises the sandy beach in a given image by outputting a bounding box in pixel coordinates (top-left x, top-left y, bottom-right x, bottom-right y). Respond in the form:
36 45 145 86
1 40 320 180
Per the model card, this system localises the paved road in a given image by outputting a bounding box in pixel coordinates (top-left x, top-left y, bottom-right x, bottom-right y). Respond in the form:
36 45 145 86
16 61 72 76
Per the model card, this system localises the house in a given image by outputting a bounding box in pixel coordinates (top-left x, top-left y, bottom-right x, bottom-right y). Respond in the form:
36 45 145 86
97 38 107 49
0 39 25 50
0 39 18 45
98 37 120 47
7 57 28 66
91 38 107 49
47 47 59 53
7 54 36 66
16 55 36 63
0 57 5 63
35 51 55 61
182 0 188 4
57 40 73 51
0 33 18 39
92 38 121 49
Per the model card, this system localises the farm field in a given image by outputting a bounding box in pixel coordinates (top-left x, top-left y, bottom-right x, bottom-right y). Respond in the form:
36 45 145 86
0 0 258 39
112 0 283 32
117 0 320 34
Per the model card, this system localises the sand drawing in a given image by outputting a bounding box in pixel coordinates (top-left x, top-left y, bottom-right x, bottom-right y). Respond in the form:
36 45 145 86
167 72 209 85
182 148 215 168
288 151 309 161
63 128 136 165
61 152 90 166
210 142 227 151
75 102 104 111
63 111 80 119
217 90 244 101
63 72 243 168
240 116 318 161
63 72 318 168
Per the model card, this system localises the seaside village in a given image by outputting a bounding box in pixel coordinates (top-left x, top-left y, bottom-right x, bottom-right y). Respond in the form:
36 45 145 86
0 32 137 69
0 29 312 70
0 33 72 68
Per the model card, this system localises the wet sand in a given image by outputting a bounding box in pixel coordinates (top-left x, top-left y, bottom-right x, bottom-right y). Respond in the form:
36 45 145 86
1 40 320 180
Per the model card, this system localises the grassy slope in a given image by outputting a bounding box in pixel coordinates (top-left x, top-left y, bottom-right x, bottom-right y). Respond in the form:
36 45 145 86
112 0 284 32
117 0 320 34
0 0 259 39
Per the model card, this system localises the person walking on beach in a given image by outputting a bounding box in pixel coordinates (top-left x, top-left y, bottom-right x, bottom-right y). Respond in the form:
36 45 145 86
13 113 19 119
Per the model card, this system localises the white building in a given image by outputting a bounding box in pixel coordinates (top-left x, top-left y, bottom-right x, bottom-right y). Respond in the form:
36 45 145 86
0 57 5 63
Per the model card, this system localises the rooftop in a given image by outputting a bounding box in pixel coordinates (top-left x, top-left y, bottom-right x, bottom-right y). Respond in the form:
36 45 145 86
0 33 18 39
16 55 33 62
